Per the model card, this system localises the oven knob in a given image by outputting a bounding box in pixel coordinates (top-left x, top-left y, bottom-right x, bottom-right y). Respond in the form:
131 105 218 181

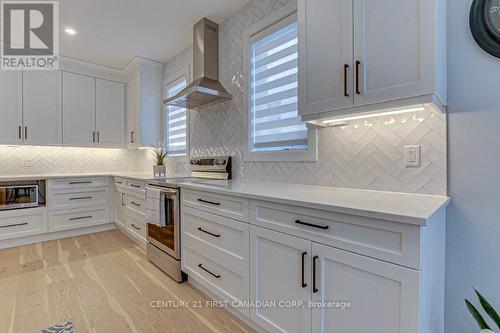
215 159 226 166
190 159 200 165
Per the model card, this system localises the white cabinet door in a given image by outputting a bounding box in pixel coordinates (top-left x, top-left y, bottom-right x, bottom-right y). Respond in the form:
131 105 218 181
96 79 125 147
63 72 96 146
126 75 140 147
23 70 62 145
311 242 420 333
0 70 23 144
250 226 312 333
298 0 353 116
353 0 433 106
114 190 126 229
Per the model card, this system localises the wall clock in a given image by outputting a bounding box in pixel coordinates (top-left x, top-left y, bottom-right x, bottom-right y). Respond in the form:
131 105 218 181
470 0 500 57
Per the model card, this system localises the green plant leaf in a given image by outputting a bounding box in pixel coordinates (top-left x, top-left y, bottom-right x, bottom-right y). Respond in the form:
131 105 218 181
475 289 500 329
466 299 492 330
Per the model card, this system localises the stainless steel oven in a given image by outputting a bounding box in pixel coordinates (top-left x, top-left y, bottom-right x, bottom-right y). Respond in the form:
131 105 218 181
146 187 186 282
146 156 231 283
0 185 38 211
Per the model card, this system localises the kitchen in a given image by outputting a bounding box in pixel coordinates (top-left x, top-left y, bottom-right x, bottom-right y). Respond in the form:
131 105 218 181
0 0 498 333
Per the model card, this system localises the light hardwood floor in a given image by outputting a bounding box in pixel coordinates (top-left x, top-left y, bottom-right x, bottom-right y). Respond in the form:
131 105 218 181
0 230 256 333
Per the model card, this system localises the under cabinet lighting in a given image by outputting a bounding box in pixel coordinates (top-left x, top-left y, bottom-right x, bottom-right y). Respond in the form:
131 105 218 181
321 106 426 126
65 28 77 35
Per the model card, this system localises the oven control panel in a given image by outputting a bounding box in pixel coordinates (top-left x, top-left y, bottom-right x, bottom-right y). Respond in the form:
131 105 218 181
189 156 231 179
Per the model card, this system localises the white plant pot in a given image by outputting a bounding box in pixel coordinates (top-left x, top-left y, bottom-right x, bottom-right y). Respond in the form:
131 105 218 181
153 165 166 177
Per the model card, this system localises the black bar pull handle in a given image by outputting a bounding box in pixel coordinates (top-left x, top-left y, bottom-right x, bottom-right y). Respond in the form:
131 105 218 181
344 64 349 97
0 222 28 229
313 255 319 293
198 227 221 238
295 220 329 230
69 196 93 201
356 60 361 95
69 216 93 221
301 252 308 288
198 198 221 206
198 264 221 278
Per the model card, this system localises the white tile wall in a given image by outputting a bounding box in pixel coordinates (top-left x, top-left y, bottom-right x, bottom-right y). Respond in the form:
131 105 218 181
0 146 154 175
163 0 448 195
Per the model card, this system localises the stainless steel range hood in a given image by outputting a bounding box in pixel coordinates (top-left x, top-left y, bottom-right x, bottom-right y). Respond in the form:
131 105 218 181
164 18 232 110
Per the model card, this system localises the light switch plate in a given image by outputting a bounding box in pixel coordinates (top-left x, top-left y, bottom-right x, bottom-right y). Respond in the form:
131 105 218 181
405 145 421 167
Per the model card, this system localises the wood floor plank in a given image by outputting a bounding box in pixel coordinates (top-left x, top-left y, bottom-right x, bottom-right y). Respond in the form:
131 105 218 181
46 278 91 333
0 230 256 333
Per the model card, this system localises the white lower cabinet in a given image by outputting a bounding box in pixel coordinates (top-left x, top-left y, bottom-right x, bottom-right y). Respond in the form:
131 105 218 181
249 225 420 333
311 242 419 333
250 226 311 333
0 208 48 241
114 188 126 229
181 188 445 333
49 207 109 232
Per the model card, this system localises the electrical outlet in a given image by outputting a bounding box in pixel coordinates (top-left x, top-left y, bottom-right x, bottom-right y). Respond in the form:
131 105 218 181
114 159 120 167
20 159 34 168
405 145 421 167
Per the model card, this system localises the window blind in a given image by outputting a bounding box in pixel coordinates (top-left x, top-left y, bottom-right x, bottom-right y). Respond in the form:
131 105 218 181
250 18 308 152
165 76 188 156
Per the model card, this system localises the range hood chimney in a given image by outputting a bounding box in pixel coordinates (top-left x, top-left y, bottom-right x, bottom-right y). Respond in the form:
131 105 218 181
163 18 232 110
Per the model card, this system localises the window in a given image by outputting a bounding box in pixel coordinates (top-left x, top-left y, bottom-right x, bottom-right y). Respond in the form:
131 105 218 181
164 72 188 157
244 6 316 162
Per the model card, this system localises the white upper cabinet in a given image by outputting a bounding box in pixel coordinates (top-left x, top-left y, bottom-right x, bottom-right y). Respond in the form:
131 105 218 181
126 75 140 147
0 70 22 144
23 71 62 145
353 0 433 106
311 242 420 333
298 0 353 115
125 58 163 148
96 79 125 147
298 0 446 121
250 226 312 333
63 72 96 146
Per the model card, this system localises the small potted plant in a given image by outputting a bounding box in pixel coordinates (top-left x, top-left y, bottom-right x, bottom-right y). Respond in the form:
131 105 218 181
465 288 499 333
151 142 168 177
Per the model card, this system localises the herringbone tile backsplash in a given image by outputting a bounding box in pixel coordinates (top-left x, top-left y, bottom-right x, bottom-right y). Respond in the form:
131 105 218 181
0 146 154 175
164 0 448 195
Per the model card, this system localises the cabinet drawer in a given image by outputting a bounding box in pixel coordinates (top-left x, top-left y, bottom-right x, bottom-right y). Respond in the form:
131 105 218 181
49 207 109 232
48 177 109 190
182 244 249 316
182 206 249 268
125 195 146 214
49 188 109 210
251 200 421 269
114 178 126 190
0 208 47 240
182 189 250 222
126 180 146 195
126 215 146 243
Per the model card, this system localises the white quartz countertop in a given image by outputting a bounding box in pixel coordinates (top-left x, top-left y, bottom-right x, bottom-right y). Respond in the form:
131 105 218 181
1 173 449 225
0 172 157 182
178 180 450 225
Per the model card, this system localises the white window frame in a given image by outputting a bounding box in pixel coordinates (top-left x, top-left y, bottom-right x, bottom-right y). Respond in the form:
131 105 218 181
243 3 317 162
163 66 190 160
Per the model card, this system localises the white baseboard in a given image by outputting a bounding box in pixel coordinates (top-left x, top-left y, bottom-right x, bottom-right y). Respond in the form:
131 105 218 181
187 277 267 333
0 223 116 250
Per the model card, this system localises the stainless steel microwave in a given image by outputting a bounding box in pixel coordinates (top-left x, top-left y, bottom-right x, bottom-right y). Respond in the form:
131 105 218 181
0 185 39 211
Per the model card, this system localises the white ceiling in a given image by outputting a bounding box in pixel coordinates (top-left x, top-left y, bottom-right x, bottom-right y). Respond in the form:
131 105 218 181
59 0 251 69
